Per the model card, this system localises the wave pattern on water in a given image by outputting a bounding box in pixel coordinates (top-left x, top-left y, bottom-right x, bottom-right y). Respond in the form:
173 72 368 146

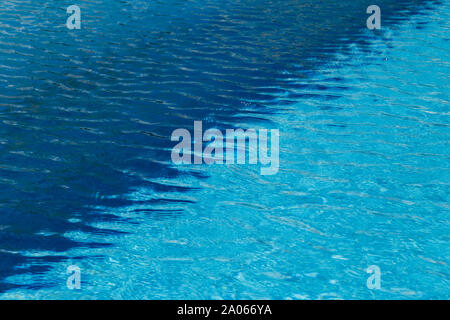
0 0 448 298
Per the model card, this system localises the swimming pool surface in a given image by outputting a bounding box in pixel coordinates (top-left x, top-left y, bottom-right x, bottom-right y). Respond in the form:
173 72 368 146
0 0 448 299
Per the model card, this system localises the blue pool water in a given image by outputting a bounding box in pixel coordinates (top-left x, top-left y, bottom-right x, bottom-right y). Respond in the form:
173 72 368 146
0 0 449 299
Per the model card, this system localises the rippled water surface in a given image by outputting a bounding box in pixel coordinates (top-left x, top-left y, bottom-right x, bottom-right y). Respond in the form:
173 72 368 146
0 0 449 299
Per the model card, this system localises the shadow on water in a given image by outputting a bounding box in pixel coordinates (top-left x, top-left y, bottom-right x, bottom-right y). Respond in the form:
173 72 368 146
0 0 439 291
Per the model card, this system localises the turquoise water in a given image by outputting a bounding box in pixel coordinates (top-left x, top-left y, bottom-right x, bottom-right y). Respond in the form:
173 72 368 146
0 0 449 299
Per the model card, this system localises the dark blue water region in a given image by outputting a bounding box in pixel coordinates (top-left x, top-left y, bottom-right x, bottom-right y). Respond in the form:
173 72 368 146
0 0 448 298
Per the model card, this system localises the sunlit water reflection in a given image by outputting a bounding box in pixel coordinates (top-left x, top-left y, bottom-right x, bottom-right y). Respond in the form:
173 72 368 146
0 0 448 299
